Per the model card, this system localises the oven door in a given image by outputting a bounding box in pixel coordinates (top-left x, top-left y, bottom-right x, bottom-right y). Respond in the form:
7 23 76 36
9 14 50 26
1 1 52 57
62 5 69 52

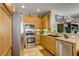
27 37 35 44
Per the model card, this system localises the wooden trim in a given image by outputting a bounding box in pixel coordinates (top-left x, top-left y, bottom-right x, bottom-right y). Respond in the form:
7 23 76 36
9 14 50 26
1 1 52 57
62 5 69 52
3 3 12 16
0 3 12 17
2 45 12 56
72 43 77 56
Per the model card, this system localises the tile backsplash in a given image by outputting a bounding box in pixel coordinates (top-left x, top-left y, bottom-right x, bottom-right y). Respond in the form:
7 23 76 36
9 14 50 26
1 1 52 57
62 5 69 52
34 29 51 34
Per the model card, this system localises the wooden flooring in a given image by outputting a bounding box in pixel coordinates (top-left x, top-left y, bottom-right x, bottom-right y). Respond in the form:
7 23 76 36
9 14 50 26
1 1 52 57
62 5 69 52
22 45 53 56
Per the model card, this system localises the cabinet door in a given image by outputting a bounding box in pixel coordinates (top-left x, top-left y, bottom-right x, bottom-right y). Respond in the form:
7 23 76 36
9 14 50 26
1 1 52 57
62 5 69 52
24 16 42 29
35 35 40 45
0 8 12 56
42 16 46 28
33 16 42 29
42 15 49 29
40 36 56 55
24 16 33 23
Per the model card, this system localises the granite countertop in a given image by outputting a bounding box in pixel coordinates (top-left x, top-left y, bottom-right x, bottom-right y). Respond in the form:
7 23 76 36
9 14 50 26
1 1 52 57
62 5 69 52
54 36 76 44
41 33 76 44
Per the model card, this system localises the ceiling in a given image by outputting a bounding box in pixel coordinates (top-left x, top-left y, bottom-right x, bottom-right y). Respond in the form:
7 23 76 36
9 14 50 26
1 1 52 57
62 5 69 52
13 3 79 17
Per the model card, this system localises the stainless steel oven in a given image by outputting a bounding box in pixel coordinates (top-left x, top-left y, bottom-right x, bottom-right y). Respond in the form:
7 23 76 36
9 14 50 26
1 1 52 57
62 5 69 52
24 23 35 48
27 37 35 44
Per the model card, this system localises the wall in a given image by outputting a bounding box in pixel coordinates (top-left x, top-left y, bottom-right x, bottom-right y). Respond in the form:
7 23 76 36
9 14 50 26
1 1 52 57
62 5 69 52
50 10 73 33
50 10 65 33
50 10 56 33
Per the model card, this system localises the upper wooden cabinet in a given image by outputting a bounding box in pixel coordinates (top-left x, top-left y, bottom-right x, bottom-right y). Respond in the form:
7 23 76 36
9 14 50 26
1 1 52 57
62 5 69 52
33 16 42 29
24 16 33 23
24 16 42 29
41 14 50 29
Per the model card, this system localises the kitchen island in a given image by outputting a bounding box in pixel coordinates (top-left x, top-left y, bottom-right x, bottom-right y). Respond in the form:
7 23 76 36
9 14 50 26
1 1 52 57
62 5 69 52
40 33 79 56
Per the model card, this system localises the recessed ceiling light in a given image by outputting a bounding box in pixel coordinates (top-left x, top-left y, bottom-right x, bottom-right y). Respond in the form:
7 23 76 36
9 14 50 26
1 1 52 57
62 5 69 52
21 5 25 8
37 9 40 12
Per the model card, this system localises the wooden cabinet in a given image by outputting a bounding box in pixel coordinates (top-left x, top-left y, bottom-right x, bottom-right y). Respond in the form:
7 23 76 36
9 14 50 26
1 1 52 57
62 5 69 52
33 16 42 29
24 16 42 29
0 4 12 56
35 35 40 45
41 15 50 29
24 16 33 23
40 35 56 55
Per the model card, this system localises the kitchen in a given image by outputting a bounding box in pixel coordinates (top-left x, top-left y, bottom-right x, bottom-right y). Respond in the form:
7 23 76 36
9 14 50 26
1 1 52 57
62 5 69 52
0 3 79 56
12 3 79 56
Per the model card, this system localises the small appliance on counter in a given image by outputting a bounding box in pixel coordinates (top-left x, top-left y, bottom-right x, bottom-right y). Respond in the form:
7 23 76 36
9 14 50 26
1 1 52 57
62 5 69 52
24 23 35 48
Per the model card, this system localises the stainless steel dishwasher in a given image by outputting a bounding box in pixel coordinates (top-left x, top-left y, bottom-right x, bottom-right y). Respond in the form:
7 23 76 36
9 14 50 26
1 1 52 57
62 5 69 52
56 40 72 56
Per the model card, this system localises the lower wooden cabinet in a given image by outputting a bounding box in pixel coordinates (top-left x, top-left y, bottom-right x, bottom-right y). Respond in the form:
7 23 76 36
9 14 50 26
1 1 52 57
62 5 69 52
35 35 40 45
40 35 56 55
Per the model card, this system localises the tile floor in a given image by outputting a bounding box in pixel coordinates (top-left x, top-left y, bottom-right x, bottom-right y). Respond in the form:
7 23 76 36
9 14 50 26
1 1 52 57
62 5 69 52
22 45 53 56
